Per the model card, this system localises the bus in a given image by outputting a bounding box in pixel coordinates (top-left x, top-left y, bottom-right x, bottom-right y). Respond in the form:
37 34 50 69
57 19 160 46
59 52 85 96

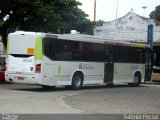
5 31 152 89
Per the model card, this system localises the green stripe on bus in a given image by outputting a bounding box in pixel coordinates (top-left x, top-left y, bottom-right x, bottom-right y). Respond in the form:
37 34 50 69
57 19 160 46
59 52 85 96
35 36 43 60
58 65 61 75
6 37 9 59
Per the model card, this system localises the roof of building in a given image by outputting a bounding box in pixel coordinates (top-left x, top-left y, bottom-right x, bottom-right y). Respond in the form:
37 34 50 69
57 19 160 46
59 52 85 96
104 11 149 23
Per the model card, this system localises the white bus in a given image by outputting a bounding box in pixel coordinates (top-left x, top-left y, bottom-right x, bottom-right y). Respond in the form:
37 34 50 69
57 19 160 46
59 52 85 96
5 31 152 89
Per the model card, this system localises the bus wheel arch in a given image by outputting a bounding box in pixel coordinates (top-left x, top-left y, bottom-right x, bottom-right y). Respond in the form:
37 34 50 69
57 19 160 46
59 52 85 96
71 71 84 90
133 71 141 86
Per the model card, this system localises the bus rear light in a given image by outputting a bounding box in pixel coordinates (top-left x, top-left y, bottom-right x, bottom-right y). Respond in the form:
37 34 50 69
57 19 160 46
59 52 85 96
4 63 7 71
36 64 41 73
114 42 123 46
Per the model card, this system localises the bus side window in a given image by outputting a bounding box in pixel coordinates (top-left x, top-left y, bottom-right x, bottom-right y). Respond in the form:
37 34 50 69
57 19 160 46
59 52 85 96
105 45 114 62
63 42 72 60
44 38 55 60
54 41 64 60
84 43 91 61
72 42 83 60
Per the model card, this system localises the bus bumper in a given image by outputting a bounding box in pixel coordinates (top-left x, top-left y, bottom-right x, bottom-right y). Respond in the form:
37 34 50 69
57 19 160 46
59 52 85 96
5 73 42 85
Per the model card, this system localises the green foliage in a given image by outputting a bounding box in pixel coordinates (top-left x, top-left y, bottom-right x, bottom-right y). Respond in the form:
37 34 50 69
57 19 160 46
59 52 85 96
94 20 105 27
149 5 160 21
0 20 4 26
0 0 94 46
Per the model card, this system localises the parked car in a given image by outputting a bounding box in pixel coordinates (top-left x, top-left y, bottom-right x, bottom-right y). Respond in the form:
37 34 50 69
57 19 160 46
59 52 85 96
0 63 5 82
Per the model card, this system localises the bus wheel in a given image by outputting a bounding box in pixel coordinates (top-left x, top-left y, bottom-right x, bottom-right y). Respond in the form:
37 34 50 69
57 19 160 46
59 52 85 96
65 85 72 90
41 85 55 90
71 72 83 90
133 73 141 87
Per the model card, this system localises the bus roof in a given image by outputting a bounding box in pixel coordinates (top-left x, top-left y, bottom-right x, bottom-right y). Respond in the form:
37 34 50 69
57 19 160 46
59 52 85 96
10 31 151 48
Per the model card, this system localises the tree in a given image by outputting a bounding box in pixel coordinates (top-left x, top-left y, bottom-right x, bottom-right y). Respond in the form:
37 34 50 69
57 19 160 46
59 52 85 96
0 0 94 46
94 20 105 27
149 5 160 21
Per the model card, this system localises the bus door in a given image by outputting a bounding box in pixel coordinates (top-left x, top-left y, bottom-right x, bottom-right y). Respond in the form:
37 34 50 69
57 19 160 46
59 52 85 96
104 45 114 83
145 48 153 81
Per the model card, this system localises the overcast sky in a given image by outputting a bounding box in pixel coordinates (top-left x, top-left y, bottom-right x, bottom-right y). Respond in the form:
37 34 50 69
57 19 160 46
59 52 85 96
77 0 160 22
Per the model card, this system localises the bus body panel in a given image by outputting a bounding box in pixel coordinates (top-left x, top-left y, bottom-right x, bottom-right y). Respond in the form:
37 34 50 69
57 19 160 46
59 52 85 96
8 55 35 73
113 63 145 84
42 56 104 86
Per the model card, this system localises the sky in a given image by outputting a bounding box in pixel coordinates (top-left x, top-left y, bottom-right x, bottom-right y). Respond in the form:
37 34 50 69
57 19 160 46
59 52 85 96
77 0 160 22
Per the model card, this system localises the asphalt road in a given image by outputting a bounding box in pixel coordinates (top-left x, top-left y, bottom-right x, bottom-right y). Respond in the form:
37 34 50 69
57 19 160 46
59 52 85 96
0 83 160 120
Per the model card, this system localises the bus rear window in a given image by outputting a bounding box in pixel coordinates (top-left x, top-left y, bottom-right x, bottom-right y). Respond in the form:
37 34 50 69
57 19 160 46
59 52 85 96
10 54 33 58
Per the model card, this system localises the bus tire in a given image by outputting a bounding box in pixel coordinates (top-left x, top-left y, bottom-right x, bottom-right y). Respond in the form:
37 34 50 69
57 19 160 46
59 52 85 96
65 85 72 90
71 72 83 90
132 73 141 87
41 85 55 90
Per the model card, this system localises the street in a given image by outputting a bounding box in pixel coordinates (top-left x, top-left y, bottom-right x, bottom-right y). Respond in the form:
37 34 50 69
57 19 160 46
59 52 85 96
0 83 160 120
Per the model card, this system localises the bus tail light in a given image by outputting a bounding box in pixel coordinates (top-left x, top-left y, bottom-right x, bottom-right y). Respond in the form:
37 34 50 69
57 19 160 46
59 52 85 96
4 63 7 71
36 64 41 73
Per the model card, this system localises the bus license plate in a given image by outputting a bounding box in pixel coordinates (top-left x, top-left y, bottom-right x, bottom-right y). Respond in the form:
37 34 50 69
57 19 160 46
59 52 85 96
18 77 24 80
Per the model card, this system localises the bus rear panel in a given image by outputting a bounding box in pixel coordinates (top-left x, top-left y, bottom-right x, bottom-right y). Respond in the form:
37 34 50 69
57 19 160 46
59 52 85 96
5 32 43 84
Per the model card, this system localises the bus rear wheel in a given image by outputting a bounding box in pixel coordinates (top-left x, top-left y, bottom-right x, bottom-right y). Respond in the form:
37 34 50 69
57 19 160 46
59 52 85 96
71 72 83 90
132 73 141 87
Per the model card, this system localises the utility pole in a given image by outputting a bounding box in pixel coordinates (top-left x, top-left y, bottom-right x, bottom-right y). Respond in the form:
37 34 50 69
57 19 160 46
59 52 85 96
94 0 96 21
116 0 118 19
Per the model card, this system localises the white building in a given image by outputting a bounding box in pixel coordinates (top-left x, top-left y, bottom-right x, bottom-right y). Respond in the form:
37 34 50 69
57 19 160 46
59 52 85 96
94 12 160 45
